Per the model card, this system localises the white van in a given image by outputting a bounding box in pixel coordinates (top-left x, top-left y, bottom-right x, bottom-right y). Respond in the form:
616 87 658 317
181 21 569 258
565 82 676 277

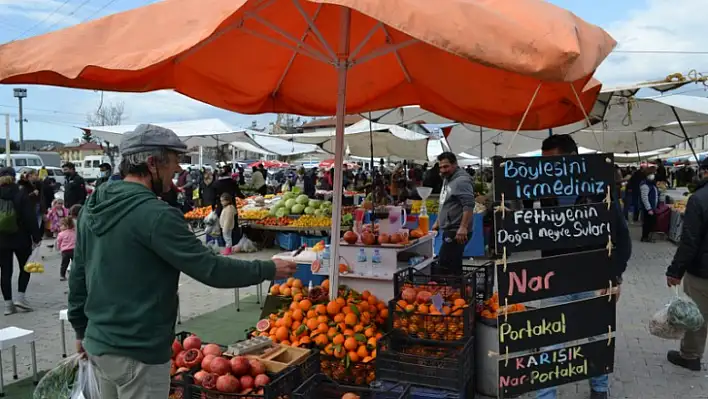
80 155 111 181
0 154 45 168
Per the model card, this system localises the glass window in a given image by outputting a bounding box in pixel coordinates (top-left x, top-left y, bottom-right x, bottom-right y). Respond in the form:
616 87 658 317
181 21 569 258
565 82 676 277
28 158 42 166
53 169 64 176
84 160 91 169
93 160 101 167
15 159 27 166
46 170 54 176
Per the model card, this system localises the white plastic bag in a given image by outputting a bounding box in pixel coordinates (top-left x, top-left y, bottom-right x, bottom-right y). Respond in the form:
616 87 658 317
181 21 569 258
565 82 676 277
204 210 218 226
234 235 258 253
649 306 686 340
33 354 101 399
70 357 102 399
667 294 705 331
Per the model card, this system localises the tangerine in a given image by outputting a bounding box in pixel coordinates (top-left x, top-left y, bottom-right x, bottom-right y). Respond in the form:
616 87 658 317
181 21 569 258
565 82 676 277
336 297 346 307
344 337 358 351
379 309 389 319
293 293 304 302
348 352 360 362
334 313 345 323
321 279 330 291
326 301 340 316
357 345 369 359
317 323 329 334
418 304 429 314
270 284 280 295
454 298 466 307
364 327 375 338
306 319 319 331
317 315 329 324
299 299 313 311
344 313 358 327
292 309 304 321
334 345 346 359
315 334 329 347
361 290 371 300
367 337 377 348
333 334 345 345
306 310 317 319
292 279 303 289
286 277 295 287
275 326 288 342
281 287 292 297
315 304 327 315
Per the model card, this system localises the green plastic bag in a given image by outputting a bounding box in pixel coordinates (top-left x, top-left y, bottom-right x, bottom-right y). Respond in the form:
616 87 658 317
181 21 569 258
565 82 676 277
667 292 705 332
0 198 18 234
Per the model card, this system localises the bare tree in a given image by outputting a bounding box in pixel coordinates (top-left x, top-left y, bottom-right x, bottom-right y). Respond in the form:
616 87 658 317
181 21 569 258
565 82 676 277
86 93 125 164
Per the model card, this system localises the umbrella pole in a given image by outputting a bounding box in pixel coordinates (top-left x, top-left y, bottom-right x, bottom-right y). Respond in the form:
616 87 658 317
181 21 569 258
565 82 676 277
479 125 483 181
328 7 352 301
671 106 700 163
633 132 641 164
369 112 375 207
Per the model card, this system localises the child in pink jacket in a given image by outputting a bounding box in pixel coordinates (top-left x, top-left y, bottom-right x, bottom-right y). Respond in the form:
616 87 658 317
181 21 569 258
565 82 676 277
55 217 76 281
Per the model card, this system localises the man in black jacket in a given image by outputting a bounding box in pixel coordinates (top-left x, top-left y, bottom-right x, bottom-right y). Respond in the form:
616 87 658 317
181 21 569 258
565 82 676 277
62 162 87 208
666 158 708 371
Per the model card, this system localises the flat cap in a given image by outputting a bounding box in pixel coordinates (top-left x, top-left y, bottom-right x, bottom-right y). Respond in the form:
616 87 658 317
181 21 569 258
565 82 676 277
119 124 188 156
0 167 15 178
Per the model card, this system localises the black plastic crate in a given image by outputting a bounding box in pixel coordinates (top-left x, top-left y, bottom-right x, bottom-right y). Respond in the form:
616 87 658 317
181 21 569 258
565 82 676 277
320 355 377 386
294 374 411 399
377 380 476 399
388 299 474 342
393 267 476 304
376 330 474 393
462 262 495 315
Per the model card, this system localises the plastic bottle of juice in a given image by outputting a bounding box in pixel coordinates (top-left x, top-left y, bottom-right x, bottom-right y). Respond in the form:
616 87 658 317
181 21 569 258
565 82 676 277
418 213 430 233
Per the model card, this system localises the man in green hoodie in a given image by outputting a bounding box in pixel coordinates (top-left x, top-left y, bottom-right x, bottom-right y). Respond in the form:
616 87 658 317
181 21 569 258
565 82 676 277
68 124 297 399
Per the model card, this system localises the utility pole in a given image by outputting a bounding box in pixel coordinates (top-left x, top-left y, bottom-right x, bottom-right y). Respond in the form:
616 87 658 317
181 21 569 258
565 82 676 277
4 114 10 166
13 88 27 151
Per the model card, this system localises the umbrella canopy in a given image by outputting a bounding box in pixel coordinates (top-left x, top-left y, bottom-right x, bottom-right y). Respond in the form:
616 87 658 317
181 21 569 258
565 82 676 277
0 0 613 130
248 160 289 168
319 159 358 169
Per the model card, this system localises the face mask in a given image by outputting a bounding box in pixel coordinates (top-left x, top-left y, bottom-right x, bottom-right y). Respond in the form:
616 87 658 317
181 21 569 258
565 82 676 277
100 171 109 177
647 174 655 181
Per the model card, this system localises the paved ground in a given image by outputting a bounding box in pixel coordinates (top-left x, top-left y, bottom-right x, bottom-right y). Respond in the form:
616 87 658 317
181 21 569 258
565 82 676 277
1 226 708 398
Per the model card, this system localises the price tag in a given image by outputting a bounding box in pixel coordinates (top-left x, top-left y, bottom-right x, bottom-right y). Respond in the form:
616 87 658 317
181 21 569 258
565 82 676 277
431 293 444 313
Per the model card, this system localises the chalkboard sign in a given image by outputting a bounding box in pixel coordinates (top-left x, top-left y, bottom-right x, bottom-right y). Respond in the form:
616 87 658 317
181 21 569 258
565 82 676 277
493 154 615 201
497 249 616 304
495 203 613 253
499 339 615 397
498 295 616 354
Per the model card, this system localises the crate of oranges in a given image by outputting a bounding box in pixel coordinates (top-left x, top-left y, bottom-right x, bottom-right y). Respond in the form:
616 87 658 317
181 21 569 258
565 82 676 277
389 267 476 343
480 291 526 326
252 282 388 386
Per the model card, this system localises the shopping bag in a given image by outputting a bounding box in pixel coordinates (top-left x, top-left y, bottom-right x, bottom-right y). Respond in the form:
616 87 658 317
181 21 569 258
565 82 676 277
24 247 44 273
649 306 686 340
234 235 258 253
33 354 101 399
667 289 705 331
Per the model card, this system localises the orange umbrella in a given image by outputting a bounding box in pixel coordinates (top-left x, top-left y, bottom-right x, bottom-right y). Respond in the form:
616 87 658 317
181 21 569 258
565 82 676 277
0 0 614 130
0 0 615 297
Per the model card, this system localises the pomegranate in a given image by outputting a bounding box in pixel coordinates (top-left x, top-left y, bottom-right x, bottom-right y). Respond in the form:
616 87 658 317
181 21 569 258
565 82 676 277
171 339 182 358
416 290 432 304
378 233 390 244
182 348 204 369
170 362 177 376
209 357 231 376
175 351 187 368
216 374 240 393
183 335 202 351
201 373 218 390
390 233 403 244
343 231 358 244
401 288 417 304
361 232 376 245
249 359 266 377
202 343 222 357
240 375 254 390
201 354 216 372
230 356 250 376
193 370 208 386
254 374 271 388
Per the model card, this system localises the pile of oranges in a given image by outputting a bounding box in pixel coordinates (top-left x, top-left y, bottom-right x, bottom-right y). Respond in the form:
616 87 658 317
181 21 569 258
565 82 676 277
184 206 211 220
269 278 306 299
255 280 389 383
390 289 470 341
480 292 526 319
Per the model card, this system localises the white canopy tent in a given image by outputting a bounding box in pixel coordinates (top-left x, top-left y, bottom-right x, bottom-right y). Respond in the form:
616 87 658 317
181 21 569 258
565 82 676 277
275 119 429 160
83 118 323 158
364 80 708 157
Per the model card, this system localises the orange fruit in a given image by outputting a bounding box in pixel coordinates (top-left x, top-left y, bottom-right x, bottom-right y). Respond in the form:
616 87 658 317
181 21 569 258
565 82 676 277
361 290 371 300
396 300 407 310
357 345 369 359
286 277 295 287
334 345 346 359
343 328 354 337
299 299 313 311
348 351 360 362
275 326 288 342
270 285 280 295
339 263 348 273
321 279 330 291
300 336 311 345
363 356 373 363
325 343 334 355
367 295 378 306
281 287 292 297
442 306 451 315
291 340 300 347
306 319 319 331
318 323 329 334
334 313 345 323
327 327 338 339
292 320 301 331
336 297 346 306
333 334 345 346
292 309 304 321
281 340 291 346
326 301 340 316
367 337 377 348
354 324 364 333
306 310 317 319
360 313 371 325
282 315 293 328
454 298 466 307
317 315 329 324
371 349 377 358
293 293 303 302
379 309 389 319
344 337 358 351
315 304 327 315
344 313 358 327
418 304 429 314
315 334 329 347
292 279 303 289
364 327 375 338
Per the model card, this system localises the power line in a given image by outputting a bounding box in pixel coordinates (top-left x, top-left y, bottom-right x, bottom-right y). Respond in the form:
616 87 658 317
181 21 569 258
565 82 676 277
82 0 123 22
12 0 73 40
613 50 708 55
0 104 86 117
40 0 94 36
